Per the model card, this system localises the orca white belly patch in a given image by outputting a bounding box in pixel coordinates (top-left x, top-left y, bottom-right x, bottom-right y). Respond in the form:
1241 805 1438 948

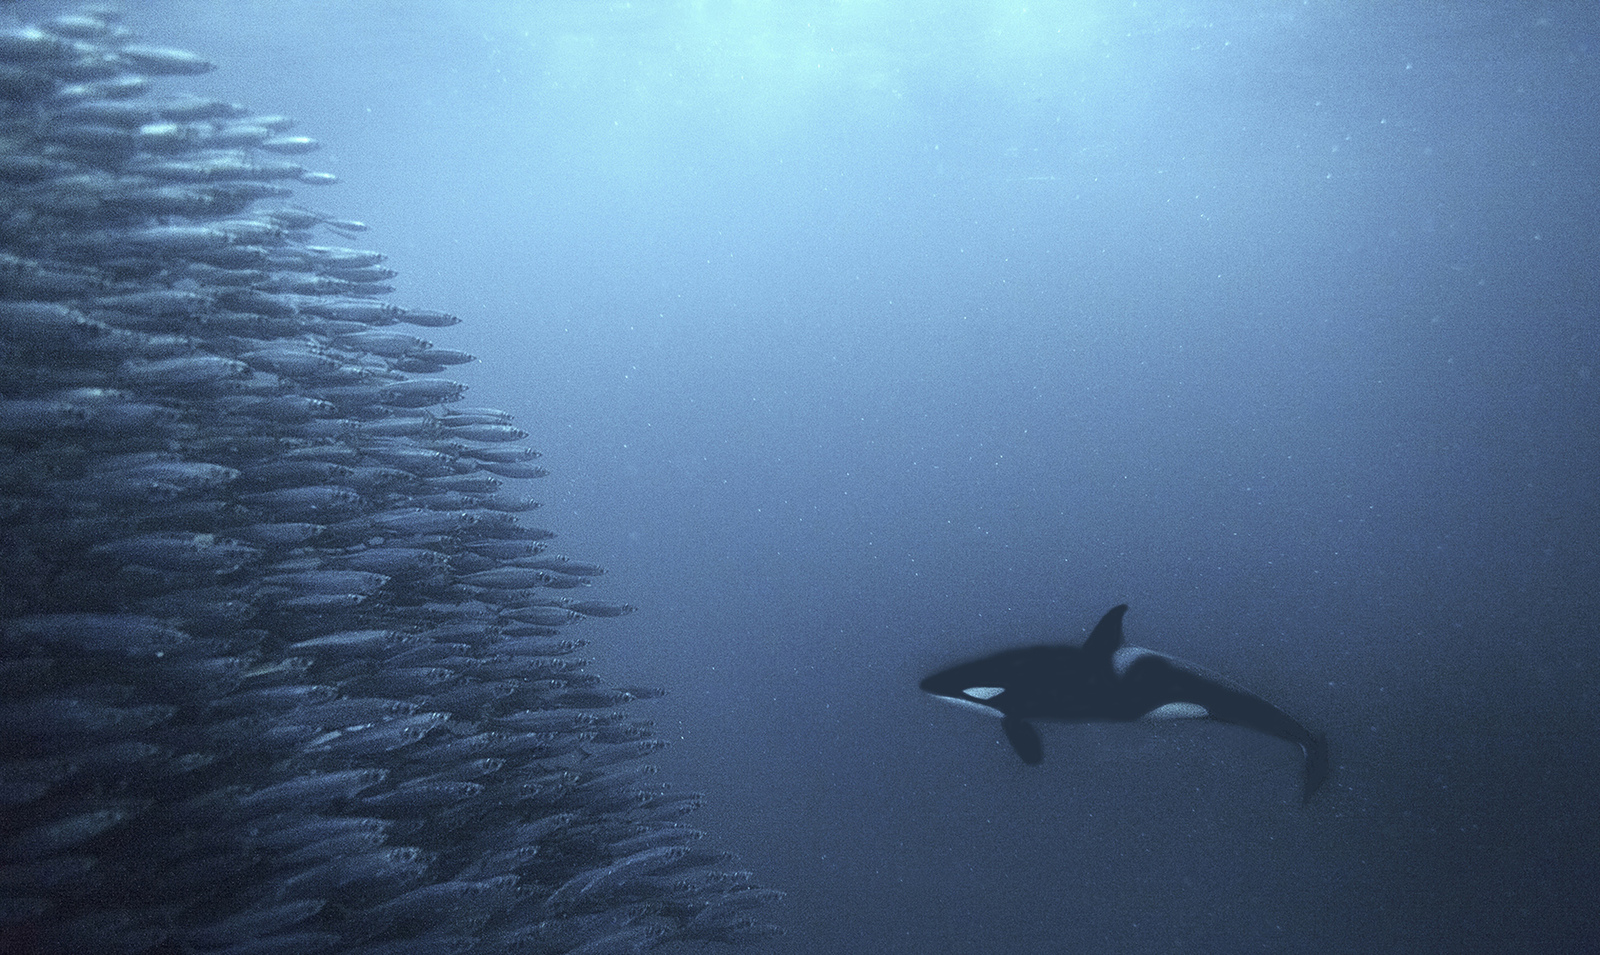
933 694 1004 716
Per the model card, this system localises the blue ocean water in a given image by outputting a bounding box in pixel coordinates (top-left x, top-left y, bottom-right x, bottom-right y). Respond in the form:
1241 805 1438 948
25 1 1600 952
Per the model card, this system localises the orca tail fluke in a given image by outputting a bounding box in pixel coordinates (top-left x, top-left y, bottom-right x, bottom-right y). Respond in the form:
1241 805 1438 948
1302 733 1330 804
1123 653 1329 802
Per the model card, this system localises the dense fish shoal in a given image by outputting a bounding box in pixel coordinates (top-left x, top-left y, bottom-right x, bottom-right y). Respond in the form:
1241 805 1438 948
0 8 778 954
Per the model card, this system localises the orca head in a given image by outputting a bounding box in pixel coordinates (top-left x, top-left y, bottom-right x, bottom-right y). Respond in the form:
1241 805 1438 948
919 659 1015 717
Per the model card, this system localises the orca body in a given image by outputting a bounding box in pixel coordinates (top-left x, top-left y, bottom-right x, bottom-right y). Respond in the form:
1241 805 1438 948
920 605 1330 802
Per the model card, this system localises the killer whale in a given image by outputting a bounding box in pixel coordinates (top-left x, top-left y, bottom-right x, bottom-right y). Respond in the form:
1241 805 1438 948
919 604 1330 802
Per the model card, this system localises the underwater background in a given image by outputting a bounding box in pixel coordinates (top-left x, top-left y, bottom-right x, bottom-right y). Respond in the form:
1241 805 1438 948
8 1 1599 953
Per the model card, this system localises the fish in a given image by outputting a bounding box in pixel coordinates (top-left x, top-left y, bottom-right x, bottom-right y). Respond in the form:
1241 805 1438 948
0 7 776 952
920 604 1331 802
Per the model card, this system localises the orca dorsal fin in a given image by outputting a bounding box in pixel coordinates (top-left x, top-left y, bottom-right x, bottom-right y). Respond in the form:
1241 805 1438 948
1081 604 1129 658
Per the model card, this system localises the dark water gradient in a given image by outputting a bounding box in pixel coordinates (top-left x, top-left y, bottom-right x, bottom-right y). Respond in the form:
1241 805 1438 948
25 2 1600 952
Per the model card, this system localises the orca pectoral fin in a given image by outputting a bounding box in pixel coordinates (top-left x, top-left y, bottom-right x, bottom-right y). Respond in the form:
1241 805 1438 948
1002 716 1043 765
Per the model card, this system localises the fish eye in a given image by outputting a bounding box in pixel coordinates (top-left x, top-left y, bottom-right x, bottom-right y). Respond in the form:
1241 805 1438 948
962 686 1004 700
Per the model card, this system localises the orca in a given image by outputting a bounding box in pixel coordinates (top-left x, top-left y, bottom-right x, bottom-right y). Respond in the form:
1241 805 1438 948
920 604 1330 803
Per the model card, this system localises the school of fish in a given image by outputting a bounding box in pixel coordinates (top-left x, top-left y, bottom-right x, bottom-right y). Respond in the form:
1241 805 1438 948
0 8 779 953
